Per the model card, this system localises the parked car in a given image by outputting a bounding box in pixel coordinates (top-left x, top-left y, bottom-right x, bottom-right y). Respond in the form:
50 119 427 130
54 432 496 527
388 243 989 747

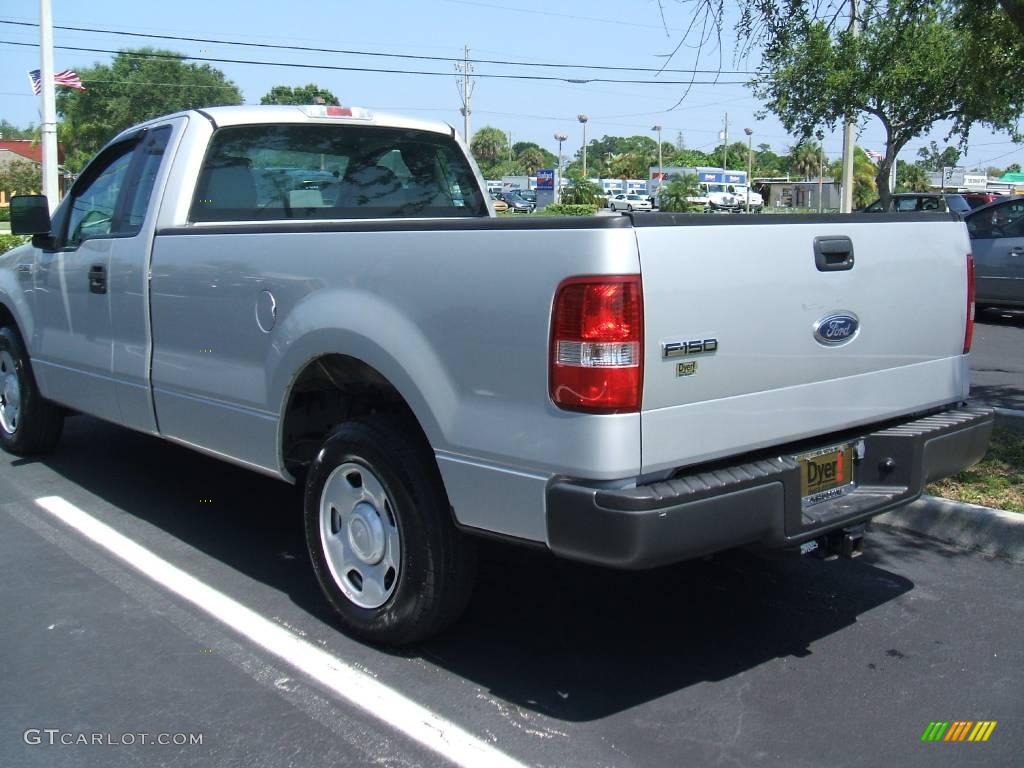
608 193 653 212
862 192 971 214
2 104 992 645
515 189 537 204
489 192 509 213
964 195 1024 309
498 191 534 213
962 191 1002 209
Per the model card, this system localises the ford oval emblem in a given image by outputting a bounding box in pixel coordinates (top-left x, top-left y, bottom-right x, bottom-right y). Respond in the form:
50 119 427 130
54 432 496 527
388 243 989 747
813 312 860 346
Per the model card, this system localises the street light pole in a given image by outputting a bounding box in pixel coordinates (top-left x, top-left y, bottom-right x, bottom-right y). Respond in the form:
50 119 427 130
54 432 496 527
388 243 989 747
554 132 567 204
744 127 753 213
578 114 589 178
816 130 825 214
651 124 663 201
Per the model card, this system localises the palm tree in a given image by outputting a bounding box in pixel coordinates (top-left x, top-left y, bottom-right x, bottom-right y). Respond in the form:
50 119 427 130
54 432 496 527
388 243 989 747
518 147 546 176
788 141 821 181
658 173 701 212
470 126 508 172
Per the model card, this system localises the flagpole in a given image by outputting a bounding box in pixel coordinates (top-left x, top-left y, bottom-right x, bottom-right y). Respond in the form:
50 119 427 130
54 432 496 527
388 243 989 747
39 0 59 210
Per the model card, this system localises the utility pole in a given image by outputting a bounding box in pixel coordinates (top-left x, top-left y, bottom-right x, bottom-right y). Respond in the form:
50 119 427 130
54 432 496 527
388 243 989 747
722 112 729 171
839 0 859 213
455 45 474 144
39 0 59 209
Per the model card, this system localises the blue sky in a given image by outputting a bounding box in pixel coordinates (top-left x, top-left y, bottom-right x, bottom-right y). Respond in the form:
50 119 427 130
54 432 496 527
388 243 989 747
1 0 1021 172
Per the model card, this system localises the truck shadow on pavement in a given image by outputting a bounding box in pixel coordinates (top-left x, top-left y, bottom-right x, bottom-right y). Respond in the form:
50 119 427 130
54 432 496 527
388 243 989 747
30 415 956 722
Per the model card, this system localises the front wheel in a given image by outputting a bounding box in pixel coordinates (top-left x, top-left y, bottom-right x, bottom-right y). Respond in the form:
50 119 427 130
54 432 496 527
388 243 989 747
304 415 476 645
0 325 64 455
627 205 634 212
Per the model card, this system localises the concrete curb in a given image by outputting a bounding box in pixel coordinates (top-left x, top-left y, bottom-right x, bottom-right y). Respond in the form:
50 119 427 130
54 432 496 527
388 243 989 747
875 496 1024 564
993 407 1024 433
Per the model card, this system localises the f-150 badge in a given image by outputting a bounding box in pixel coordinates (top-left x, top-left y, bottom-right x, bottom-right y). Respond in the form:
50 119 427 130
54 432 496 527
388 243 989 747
662 338 718 358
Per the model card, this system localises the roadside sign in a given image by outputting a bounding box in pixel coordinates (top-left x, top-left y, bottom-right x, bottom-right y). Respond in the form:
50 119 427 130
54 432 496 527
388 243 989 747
536 169 554 189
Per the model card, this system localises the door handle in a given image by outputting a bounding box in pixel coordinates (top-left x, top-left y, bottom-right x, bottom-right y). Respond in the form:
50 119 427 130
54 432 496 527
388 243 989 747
813 236 855 271
88 264 107 294
1009 247 1024 256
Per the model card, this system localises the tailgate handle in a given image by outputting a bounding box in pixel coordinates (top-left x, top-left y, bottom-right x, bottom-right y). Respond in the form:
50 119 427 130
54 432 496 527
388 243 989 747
814 236 855 271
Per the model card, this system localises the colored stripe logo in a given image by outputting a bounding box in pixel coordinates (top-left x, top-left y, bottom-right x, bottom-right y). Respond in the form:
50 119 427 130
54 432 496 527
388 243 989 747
921 721 997 742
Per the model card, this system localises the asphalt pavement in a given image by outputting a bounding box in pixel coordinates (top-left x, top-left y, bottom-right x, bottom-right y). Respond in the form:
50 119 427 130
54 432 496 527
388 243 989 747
970 308 1024 409
2 414 1022 768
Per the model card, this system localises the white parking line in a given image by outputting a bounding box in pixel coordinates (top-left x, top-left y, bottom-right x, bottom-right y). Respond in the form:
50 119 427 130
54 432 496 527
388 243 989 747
35 495 529 768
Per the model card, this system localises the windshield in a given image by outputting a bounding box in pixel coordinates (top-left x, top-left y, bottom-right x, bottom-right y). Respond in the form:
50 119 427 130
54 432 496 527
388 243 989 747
705 184 727 193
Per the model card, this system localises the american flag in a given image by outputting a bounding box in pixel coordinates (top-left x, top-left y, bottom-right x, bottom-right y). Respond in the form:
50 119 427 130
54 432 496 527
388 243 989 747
27 69 86 95
865 149 884 163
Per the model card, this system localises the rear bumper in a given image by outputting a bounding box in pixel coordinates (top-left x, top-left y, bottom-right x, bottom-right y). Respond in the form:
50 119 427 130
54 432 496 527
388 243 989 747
546 404 994 569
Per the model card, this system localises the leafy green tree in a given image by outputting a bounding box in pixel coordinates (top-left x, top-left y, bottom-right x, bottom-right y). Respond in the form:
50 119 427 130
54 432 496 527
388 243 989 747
658 173 701 212
57 48 242 172
469 126 508 174
0 158 42 196
1006 162 1023 174
751 1 1024 207
487 159 526 178
0 120 36 140
260 84 340 106
753 144 786 177
915 140 961 171
896 160 931 192
668 148 712 168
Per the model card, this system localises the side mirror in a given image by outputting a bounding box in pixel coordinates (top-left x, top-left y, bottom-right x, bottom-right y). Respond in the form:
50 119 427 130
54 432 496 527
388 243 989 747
10 195 52 235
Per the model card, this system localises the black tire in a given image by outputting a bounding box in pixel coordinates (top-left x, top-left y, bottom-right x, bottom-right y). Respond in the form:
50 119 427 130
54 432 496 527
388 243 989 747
627 205 634 212
0 325 64 456
304 415 476 645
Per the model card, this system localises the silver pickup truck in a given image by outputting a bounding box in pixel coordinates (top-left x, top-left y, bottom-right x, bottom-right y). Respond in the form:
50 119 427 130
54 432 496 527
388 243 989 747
3 105 993 644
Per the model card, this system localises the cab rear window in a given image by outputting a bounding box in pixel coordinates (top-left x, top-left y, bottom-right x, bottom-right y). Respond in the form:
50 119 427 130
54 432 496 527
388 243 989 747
190 124 487 222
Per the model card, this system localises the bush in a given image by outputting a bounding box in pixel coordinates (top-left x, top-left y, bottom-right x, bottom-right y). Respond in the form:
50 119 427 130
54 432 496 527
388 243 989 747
0 207 9 222
560 173 603 205
543 203 600 216
0 234 29 254
658 173 703 213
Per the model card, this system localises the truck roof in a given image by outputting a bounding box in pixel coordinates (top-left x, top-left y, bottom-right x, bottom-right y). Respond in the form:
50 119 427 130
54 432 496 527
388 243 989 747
117 104 456 141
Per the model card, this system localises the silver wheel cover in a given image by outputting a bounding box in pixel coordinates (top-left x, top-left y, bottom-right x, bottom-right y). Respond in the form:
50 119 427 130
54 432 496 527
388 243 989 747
0 350 22 436
319 462 401 609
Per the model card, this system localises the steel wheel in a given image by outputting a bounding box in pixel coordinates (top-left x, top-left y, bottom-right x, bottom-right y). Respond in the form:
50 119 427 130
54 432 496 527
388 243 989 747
0 350 22 435
319 461 401 609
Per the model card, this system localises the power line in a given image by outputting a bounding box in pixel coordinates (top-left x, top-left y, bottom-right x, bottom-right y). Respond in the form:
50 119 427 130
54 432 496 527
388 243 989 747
0 19 755 75
0 40 750 85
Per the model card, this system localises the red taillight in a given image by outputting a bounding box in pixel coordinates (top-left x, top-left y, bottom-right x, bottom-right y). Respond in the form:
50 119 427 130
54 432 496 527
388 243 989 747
550 276 643 413
964 252 975 354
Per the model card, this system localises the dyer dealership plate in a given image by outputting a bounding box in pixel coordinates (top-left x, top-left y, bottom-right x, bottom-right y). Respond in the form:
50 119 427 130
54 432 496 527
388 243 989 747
797 443 855 507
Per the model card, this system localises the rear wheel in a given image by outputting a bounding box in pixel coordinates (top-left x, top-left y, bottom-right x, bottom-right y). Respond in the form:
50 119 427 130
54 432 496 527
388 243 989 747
0 325 64 455
304 415 476 645
627 205 634 212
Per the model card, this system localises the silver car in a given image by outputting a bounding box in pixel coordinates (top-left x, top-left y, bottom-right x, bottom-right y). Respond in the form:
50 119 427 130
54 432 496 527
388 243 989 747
965 196 1024 309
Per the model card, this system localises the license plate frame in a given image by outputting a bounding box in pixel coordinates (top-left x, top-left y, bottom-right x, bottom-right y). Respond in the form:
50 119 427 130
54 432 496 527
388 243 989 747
796 442 856 508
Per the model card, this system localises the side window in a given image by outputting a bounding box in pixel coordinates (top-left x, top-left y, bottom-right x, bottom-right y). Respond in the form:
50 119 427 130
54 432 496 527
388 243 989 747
121 127 172 235
66 145 136 247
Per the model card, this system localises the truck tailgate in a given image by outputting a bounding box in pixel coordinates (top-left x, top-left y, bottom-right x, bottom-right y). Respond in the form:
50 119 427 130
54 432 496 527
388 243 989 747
636 215 972 474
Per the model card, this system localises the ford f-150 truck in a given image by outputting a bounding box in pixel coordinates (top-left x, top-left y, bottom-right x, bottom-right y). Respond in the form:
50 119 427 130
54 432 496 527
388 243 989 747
3 105 993 645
